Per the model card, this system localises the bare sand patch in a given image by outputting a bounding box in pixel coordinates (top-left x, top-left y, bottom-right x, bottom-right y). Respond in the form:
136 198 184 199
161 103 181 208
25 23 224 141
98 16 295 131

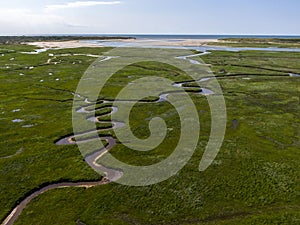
27 38 219 49
26 40 104 49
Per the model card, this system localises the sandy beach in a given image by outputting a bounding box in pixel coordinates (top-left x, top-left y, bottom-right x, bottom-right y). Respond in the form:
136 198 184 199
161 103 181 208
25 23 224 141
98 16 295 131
26 40 104 49
26 38 219 49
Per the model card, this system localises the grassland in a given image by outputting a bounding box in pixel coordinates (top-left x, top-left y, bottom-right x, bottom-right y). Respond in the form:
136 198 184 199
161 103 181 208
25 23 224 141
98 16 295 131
208 38 300 48
0 42 299 224
0 36 134 44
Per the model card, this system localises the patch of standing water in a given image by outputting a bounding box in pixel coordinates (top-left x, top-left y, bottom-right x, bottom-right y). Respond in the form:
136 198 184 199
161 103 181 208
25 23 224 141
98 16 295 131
111 106 118 114
188 59 201 65
201 88 215 95
289 73 300 77
87 117 98 122
176 56 201 65
12 119 23 123
74 53 101 58
22 124 35 128
22 49 49 54
99 56 120 62
173 83 183 87
77 107 87 113
199 77 212 82
72 93 82 98
157 93 169 102
84 98 91 103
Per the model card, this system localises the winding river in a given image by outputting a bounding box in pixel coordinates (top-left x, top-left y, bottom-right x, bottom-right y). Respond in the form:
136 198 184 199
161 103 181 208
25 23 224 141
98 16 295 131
1 51 213 225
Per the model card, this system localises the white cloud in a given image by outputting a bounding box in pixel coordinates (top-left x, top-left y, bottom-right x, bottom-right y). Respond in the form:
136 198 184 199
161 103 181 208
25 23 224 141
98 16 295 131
0 8 89 35
0 1 123 34
45 1 122 10
0 9 62 27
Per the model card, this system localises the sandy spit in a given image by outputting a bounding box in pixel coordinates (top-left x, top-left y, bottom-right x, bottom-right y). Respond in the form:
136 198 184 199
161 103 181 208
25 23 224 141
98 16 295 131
26 40 104 49
26 39 220 49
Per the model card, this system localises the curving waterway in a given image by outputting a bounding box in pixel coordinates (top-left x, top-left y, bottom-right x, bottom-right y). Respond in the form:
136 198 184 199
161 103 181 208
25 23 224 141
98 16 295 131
1 51 214 225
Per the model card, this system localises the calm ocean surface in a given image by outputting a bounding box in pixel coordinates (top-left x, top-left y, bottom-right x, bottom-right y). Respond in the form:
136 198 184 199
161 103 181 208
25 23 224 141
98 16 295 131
113 34 300 39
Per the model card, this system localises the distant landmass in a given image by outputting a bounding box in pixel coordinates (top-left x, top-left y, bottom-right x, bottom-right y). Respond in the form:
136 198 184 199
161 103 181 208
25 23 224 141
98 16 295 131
1 34 300 44
0 36 135 44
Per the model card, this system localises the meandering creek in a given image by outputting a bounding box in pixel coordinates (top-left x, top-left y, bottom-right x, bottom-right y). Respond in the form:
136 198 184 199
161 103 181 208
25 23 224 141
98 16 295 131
2 51 213 225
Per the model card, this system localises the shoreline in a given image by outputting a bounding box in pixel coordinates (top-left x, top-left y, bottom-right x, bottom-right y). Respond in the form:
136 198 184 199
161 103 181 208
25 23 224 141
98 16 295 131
26 38 219 49
25 39 300 53
26 40 105 49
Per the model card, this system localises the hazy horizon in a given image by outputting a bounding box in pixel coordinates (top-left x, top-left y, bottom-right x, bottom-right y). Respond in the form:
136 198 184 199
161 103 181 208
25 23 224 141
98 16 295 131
0 33 300 37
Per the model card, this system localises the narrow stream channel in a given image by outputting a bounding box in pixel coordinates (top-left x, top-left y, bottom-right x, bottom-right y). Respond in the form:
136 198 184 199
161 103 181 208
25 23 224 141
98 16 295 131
2 51 215 225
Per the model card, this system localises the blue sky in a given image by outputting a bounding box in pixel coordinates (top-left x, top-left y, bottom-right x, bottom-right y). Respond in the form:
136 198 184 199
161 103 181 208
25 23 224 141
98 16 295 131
0 0 299 35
